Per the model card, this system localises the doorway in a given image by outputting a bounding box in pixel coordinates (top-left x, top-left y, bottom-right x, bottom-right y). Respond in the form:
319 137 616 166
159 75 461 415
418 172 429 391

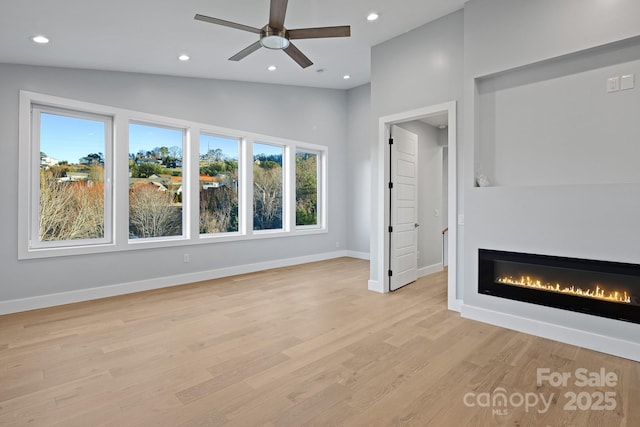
369 101 460 311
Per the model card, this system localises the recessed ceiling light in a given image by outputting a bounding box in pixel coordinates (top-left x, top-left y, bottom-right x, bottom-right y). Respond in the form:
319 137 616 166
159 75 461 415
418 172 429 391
367 12 379 21
32 35 50 44
343 74 351 80
267 65 277 71
178 54 190 61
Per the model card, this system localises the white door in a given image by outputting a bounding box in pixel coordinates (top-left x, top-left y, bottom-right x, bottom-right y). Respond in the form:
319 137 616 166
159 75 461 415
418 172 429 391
390 125 418 291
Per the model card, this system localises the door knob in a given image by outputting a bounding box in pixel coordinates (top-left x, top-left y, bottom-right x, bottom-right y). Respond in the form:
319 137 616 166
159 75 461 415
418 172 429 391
415 223 420 228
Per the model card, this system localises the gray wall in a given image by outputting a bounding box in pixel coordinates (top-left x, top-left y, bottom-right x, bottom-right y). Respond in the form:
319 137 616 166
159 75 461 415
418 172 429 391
464 0 640 345
477 45 640 187
0 63 348 302
397 121 444 269
370 10 464 289
346 84 371 255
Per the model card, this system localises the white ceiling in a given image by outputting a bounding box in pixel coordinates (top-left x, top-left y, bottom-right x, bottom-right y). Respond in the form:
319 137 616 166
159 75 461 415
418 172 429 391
0 0 465 90
421 113 448 128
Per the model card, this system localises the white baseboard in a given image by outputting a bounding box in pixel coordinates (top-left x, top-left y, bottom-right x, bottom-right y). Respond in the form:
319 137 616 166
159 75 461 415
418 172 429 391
448 298 463 312
461 304 640 362
418 263 443 278
346 250 369 260
0 250 348 315
368 279 384 293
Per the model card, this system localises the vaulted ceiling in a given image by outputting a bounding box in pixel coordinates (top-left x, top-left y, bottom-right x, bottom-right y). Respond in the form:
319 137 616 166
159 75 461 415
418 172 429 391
1 0 464 89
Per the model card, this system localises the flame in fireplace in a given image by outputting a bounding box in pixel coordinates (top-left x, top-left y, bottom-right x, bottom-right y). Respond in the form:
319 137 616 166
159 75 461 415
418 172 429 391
496 275 632 304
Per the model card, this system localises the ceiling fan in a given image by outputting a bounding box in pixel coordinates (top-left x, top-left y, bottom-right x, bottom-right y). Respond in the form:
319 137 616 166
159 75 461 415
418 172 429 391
195 0 351 68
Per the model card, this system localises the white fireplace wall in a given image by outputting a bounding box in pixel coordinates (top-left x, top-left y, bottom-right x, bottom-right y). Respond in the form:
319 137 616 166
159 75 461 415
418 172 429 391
463 0 640 355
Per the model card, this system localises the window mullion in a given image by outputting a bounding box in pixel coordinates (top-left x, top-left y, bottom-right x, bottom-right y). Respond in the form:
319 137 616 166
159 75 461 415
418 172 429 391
113 114 130 248
189 128 201 240
285 144 295 233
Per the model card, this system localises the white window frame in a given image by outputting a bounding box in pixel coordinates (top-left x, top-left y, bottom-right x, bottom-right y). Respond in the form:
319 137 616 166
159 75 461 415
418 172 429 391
32 105 114 249
127 119 189 243
294 146 326 231
18 91 328 260
252 140 288 234
20 94 115 257
197 131 243 238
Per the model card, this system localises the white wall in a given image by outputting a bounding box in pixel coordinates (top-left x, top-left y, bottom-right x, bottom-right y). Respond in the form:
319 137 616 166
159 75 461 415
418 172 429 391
370 10 464 291
396 121 443 270
0 63 348 304
463 0 640 352
346 84 371 257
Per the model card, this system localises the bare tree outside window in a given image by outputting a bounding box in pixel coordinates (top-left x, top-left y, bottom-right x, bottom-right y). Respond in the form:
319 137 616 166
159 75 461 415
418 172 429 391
37 111 107 242
253 143 283 231
295 151 318 226
128 123 184 238
199 134 239 234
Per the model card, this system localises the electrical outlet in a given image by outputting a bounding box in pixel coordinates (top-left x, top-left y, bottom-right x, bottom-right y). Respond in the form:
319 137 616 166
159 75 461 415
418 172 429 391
621 74 635 90
607 76 620 93
183 254 190 263
336 241 340 248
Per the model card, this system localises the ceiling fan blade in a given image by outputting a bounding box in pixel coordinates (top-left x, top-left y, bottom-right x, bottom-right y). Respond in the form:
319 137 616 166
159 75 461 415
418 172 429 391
269 0 288 29
194 14 261 34
284 42 313 68
229 41 263 61
288 26 351 39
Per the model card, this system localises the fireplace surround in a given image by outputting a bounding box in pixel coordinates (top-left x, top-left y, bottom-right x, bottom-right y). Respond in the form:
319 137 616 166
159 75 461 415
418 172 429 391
478 249 640 324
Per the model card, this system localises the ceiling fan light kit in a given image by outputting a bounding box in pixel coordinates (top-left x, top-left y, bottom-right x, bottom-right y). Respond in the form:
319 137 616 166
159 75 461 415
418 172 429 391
260 28 290 49
195 0 351 69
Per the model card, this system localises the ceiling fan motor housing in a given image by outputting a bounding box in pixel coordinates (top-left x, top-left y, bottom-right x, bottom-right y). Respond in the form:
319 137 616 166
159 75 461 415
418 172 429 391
260 26 290 49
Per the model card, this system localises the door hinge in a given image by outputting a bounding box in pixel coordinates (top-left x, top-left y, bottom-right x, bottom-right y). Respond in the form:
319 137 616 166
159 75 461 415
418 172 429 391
388 182 393 189
389 138 394 145
388 226 393 233
388 270 393 277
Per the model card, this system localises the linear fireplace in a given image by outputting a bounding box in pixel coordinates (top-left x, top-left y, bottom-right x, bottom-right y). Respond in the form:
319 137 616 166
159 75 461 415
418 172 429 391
478 249 640 324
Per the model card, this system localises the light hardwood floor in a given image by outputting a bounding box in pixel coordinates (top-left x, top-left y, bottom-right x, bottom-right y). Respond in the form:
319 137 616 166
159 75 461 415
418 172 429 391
0 257 638 426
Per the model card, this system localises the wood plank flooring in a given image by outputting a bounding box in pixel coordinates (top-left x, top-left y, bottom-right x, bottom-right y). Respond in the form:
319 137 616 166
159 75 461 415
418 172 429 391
0 257 638 426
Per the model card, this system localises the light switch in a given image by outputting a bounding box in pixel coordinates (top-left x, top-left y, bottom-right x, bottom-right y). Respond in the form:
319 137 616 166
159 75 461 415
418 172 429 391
621 74 635 90
607 77 620 92
458 214 464 226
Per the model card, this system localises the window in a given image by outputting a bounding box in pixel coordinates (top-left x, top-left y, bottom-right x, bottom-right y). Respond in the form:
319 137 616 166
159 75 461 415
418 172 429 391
199 134 240 234
253 143 283 231
20 91 327 259
128 122 185 239
295 151 319 227
31 105 112 248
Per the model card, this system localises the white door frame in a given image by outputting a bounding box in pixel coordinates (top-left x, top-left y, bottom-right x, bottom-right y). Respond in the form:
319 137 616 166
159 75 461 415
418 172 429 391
370 101 461 312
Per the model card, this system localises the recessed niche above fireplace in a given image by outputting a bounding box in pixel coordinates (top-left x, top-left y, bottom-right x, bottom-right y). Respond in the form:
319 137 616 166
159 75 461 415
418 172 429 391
474 35 640 187
478 249 640 324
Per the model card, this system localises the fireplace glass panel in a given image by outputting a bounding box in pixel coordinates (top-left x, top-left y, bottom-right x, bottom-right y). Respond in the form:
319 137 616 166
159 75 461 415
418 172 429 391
478 249 640 324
